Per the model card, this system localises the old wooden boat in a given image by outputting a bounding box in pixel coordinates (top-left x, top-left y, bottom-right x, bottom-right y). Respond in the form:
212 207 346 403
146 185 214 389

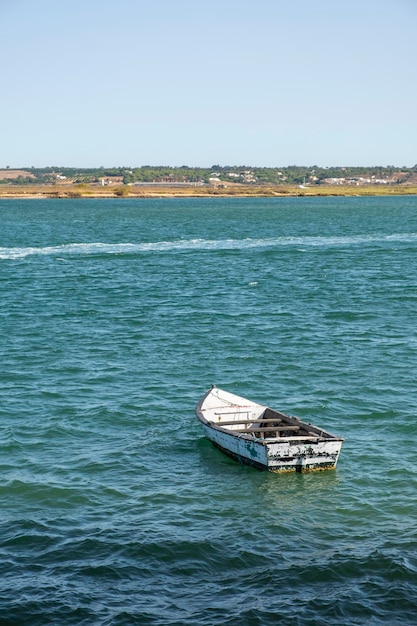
196 386 344 473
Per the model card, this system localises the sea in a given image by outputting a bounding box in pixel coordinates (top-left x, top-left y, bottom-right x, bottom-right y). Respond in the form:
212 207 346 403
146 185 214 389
1 195 417 625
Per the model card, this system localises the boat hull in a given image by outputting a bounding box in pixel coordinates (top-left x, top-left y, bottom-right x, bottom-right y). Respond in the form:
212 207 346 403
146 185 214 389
201 422 342 472
196 387 343 473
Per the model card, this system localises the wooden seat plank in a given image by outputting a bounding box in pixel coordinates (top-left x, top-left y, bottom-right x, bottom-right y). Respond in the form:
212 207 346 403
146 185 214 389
234 425 300 433
211 418 282 426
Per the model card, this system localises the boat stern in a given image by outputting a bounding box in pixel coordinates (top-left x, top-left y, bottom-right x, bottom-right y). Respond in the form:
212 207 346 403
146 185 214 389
266 437 343 473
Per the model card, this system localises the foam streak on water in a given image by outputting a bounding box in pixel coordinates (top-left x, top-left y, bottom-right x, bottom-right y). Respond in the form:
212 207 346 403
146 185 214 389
1 231 417 259
1 196 417 625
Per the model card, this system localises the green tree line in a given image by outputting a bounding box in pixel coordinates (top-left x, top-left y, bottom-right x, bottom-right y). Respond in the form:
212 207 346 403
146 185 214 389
2 164 417 185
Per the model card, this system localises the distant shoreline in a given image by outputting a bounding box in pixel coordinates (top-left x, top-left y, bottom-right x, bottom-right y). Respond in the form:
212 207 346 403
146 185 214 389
0 183 417 199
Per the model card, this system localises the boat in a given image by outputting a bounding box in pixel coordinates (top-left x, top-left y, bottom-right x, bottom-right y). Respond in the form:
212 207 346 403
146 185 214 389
195 385 344 473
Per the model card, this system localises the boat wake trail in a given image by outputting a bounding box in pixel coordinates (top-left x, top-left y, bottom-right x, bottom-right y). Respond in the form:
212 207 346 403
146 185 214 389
1 233 417 259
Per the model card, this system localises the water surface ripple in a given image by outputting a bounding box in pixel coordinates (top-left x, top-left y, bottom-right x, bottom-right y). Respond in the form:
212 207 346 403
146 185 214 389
1 196 417 625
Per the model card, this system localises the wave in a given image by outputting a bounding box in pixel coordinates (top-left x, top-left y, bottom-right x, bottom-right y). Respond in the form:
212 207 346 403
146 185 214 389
1 233 417 259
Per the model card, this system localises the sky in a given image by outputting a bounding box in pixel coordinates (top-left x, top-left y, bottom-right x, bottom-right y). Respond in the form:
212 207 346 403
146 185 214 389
1 0 416 168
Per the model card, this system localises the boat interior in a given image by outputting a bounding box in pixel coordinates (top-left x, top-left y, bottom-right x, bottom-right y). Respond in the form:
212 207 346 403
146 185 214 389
210 407 325 440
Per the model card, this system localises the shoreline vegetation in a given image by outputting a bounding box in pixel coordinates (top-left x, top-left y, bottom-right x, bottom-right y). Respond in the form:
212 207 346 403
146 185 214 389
1 165 417 198
0 183 416 199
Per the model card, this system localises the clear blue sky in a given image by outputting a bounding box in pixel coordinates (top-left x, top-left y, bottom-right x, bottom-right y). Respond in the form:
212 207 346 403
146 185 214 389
1 0 416 168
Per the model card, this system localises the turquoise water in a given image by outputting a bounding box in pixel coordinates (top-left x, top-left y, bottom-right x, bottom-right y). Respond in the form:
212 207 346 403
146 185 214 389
1 196 417 625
